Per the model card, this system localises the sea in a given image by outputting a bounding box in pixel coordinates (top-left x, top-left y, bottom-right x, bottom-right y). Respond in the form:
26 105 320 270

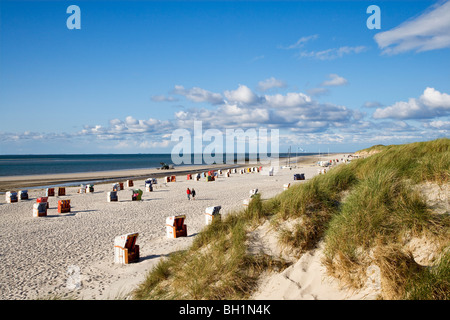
0 153 316 177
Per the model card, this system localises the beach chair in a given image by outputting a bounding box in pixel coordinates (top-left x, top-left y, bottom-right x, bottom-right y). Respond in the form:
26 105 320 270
86 184 94 193
283 183 290 190
299 173 305 180
18 190 29 200
37 197 49 209
126 180 134 188
107 191 118 202
57 200 71 213
195 173 201 181
170 175 176 182
119 182 124 190
165 176 170 183
187 174 192 180
145 182 153 192
131 189 143 201
57 187 66 196
205 206 221 225
46 188 55 197
78 185 86 194
5 191 18 203
33 202 47 217
166 215 187 238
243 198 251 207
249 189 258 197
112 183 119 192
114 233 139 264
226 172 230 177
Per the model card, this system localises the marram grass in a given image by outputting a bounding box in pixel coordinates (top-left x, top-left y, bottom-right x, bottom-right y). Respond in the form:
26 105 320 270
133 138 449 300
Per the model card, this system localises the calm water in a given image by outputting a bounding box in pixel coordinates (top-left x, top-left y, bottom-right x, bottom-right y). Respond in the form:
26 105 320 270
0 153 311 177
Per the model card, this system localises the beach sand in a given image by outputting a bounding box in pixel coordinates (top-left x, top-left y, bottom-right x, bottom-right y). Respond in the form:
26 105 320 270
0 153 373 300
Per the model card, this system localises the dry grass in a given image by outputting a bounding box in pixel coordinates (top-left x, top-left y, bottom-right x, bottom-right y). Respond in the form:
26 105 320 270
133 138 449 300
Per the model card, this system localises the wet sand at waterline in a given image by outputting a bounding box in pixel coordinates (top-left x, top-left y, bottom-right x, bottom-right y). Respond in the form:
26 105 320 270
0 154 354 300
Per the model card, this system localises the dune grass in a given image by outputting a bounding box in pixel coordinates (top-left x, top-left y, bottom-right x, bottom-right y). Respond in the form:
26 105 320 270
133 194 289 300
133 138 449 300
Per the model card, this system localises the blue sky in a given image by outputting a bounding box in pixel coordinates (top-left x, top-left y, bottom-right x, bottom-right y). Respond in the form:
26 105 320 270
0 0 449 154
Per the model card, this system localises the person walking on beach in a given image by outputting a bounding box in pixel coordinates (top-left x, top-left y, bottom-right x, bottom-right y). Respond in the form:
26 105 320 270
191 188 196 200
186 188 191 200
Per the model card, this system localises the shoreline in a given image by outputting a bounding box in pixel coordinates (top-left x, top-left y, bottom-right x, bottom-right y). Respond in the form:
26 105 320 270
0 154 336 192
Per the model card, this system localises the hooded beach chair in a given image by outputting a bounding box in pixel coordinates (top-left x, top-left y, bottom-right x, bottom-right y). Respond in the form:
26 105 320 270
37 197 49 209
170 175 176 182
107 191 118 202
86 184 94 193
58 200 71 213
5 191 18 203
33 202 47 217
57 187 66 196
114 233 139 264
283 183 290 190
78 185 86 194
132 189 143 201
205 206 221 225
166 215 187 238
145 183 153 192
249 189 258 197
187 174 192 180
18 190 29 200
46 188 55 197
126 180 134 188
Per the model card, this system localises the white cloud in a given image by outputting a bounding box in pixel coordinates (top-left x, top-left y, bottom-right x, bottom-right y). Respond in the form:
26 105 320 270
299 46 367 60
363 101 384 109
151 95 178 102
374 0 450 54
424 120 450 130
307 87 329 97
224 84 261 105
172 85 223 105
257 77 287 92
264 92 311 108
321 74 348 87
373 87 450 119
282 34 319 49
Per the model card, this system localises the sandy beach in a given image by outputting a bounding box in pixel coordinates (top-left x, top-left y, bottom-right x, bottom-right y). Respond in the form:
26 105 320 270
0 153 361 300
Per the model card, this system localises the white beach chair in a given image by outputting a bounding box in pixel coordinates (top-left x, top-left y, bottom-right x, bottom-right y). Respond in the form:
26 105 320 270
205 206 222 225
114 233 139 264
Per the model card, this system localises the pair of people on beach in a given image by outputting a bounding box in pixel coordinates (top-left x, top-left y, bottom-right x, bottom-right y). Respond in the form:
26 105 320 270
186 188 196 200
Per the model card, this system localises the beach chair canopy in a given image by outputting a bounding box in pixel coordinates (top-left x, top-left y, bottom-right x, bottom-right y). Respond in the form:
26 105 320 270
166 215 186 227
114 233 139 249
205 206 221 215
